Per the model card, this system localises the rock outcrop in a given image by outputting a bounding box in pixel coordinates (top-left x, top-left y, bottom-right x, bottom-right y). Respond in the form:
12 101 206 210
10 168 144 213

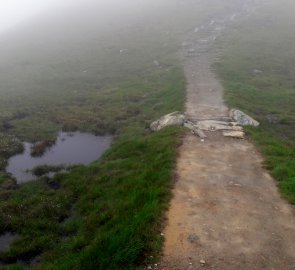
229 109 259 127
197 120 242 131
150 109 258 139
184 121 207 138
150 112 185 131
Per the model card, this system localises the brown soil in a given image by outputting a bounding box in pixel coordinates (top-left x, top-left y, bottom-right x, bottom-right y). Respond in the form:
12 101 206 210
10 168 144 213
159 2 295 270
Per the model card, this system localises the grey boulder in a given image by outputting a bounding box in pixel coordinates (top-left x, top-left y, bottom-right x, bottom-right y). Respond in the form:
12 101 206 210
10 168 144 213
230 109 259 127
150 111 185 131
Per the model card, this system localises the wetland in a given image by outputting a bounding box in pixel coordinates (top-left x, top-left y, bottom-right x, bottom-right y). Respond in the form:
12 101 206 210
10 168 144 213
6 132 112 183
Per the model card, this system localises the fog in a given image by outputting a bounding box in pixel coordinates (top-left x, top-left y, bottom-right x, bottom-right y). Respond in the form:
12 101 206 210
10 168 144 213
0 0 151 34
0 0 62 33
0 0 273 100
0 0 200 96
0 0 172 34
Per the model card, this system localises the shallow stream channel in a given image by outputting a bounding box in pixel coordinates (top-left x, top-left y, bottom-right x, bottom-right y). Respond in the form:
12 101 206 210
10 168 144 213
6 131 113 183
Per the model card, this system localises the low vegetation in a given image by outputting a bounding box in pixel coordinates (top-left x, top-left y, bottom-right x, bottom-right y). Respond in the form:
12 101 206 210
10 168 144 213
30 141 55 157
0 127 184 270
0 134 23 171
0 2 193 266
215 0 295 203
29 165 66 177
0 64 185 269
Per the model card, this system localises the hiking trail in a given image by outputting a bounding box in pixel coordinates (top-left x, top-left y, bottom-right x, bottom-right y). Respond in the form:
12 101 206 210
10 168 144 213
159 2 295 269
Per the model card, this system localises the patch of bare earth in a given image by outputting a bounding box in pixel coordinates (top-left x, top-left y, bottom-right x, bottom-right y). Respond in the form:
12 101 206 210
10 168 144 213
159 3 295 270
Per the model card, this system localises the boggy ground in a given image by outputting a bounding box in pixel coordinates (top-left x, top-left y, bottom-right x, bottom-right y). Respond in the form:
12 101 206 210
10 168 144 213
160 2 295 269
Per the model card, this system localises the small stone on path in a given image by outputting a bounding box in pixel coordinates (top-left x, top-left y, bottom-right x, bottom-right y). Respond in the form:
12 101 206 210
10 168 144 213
223 131 245 139
200 259 206 266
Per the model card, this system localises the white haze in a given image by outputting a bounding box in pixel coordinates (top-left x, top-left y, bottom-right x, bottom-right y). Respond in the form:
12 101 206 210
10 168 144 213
0 0 60 33
0 0 166 35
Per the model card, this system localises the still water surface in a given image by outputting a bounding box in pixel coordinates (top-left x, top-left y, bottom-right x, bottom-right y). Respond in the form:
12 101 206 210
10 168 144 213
0 233 19 252
7 132 112 183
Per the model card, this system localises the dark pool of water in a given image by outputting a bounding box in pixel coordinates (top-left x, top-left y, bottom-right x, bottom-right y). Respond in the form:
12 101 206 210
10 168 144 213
0 233 19 252
6 132 112 183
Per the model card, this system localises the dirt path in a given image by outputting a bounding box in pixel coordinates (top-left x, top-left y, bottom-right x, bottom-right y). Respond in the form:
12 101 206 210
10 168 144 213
159 2 295 270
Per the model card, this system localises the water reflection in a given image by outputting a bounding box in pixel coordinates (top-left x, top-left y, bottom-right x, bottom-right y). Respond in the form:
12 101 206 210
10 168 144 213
6 132 112 183
0 233 19 252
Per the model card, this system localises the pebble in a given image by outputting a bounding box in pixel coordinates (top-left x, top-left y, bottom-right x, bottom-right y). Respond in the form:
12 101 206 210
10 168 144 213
200 259 206 265
234 183 242 187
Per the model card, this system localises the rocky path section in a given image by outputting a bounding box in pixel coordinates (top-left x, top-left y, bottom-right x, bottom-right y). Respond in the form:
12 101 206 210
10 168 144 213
158 1 295 269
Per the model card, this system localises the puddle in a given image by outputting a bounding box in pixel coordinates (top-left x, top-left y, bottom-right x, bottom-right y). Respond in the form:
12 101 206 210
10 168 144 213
6 132 112 183
0 233 19 252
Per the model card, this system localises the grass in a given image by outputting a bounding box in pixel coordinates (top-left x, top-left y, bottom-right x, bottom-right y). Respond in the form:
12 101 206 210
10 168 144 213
215 0 295 203
0 64 185 269
0 127 184 270
29 165 66 177
0 134 23 171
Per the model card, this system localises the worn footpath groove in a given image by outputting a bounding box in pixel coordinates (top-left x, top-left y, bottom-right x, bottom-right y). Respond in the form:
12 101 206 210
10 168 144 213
160 2 295 270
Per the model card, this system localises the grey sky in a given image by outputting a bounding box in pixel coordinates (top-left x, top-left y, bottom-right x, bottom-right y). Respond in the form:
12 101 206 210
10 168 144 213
0 0 166 35
0 0 62 33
